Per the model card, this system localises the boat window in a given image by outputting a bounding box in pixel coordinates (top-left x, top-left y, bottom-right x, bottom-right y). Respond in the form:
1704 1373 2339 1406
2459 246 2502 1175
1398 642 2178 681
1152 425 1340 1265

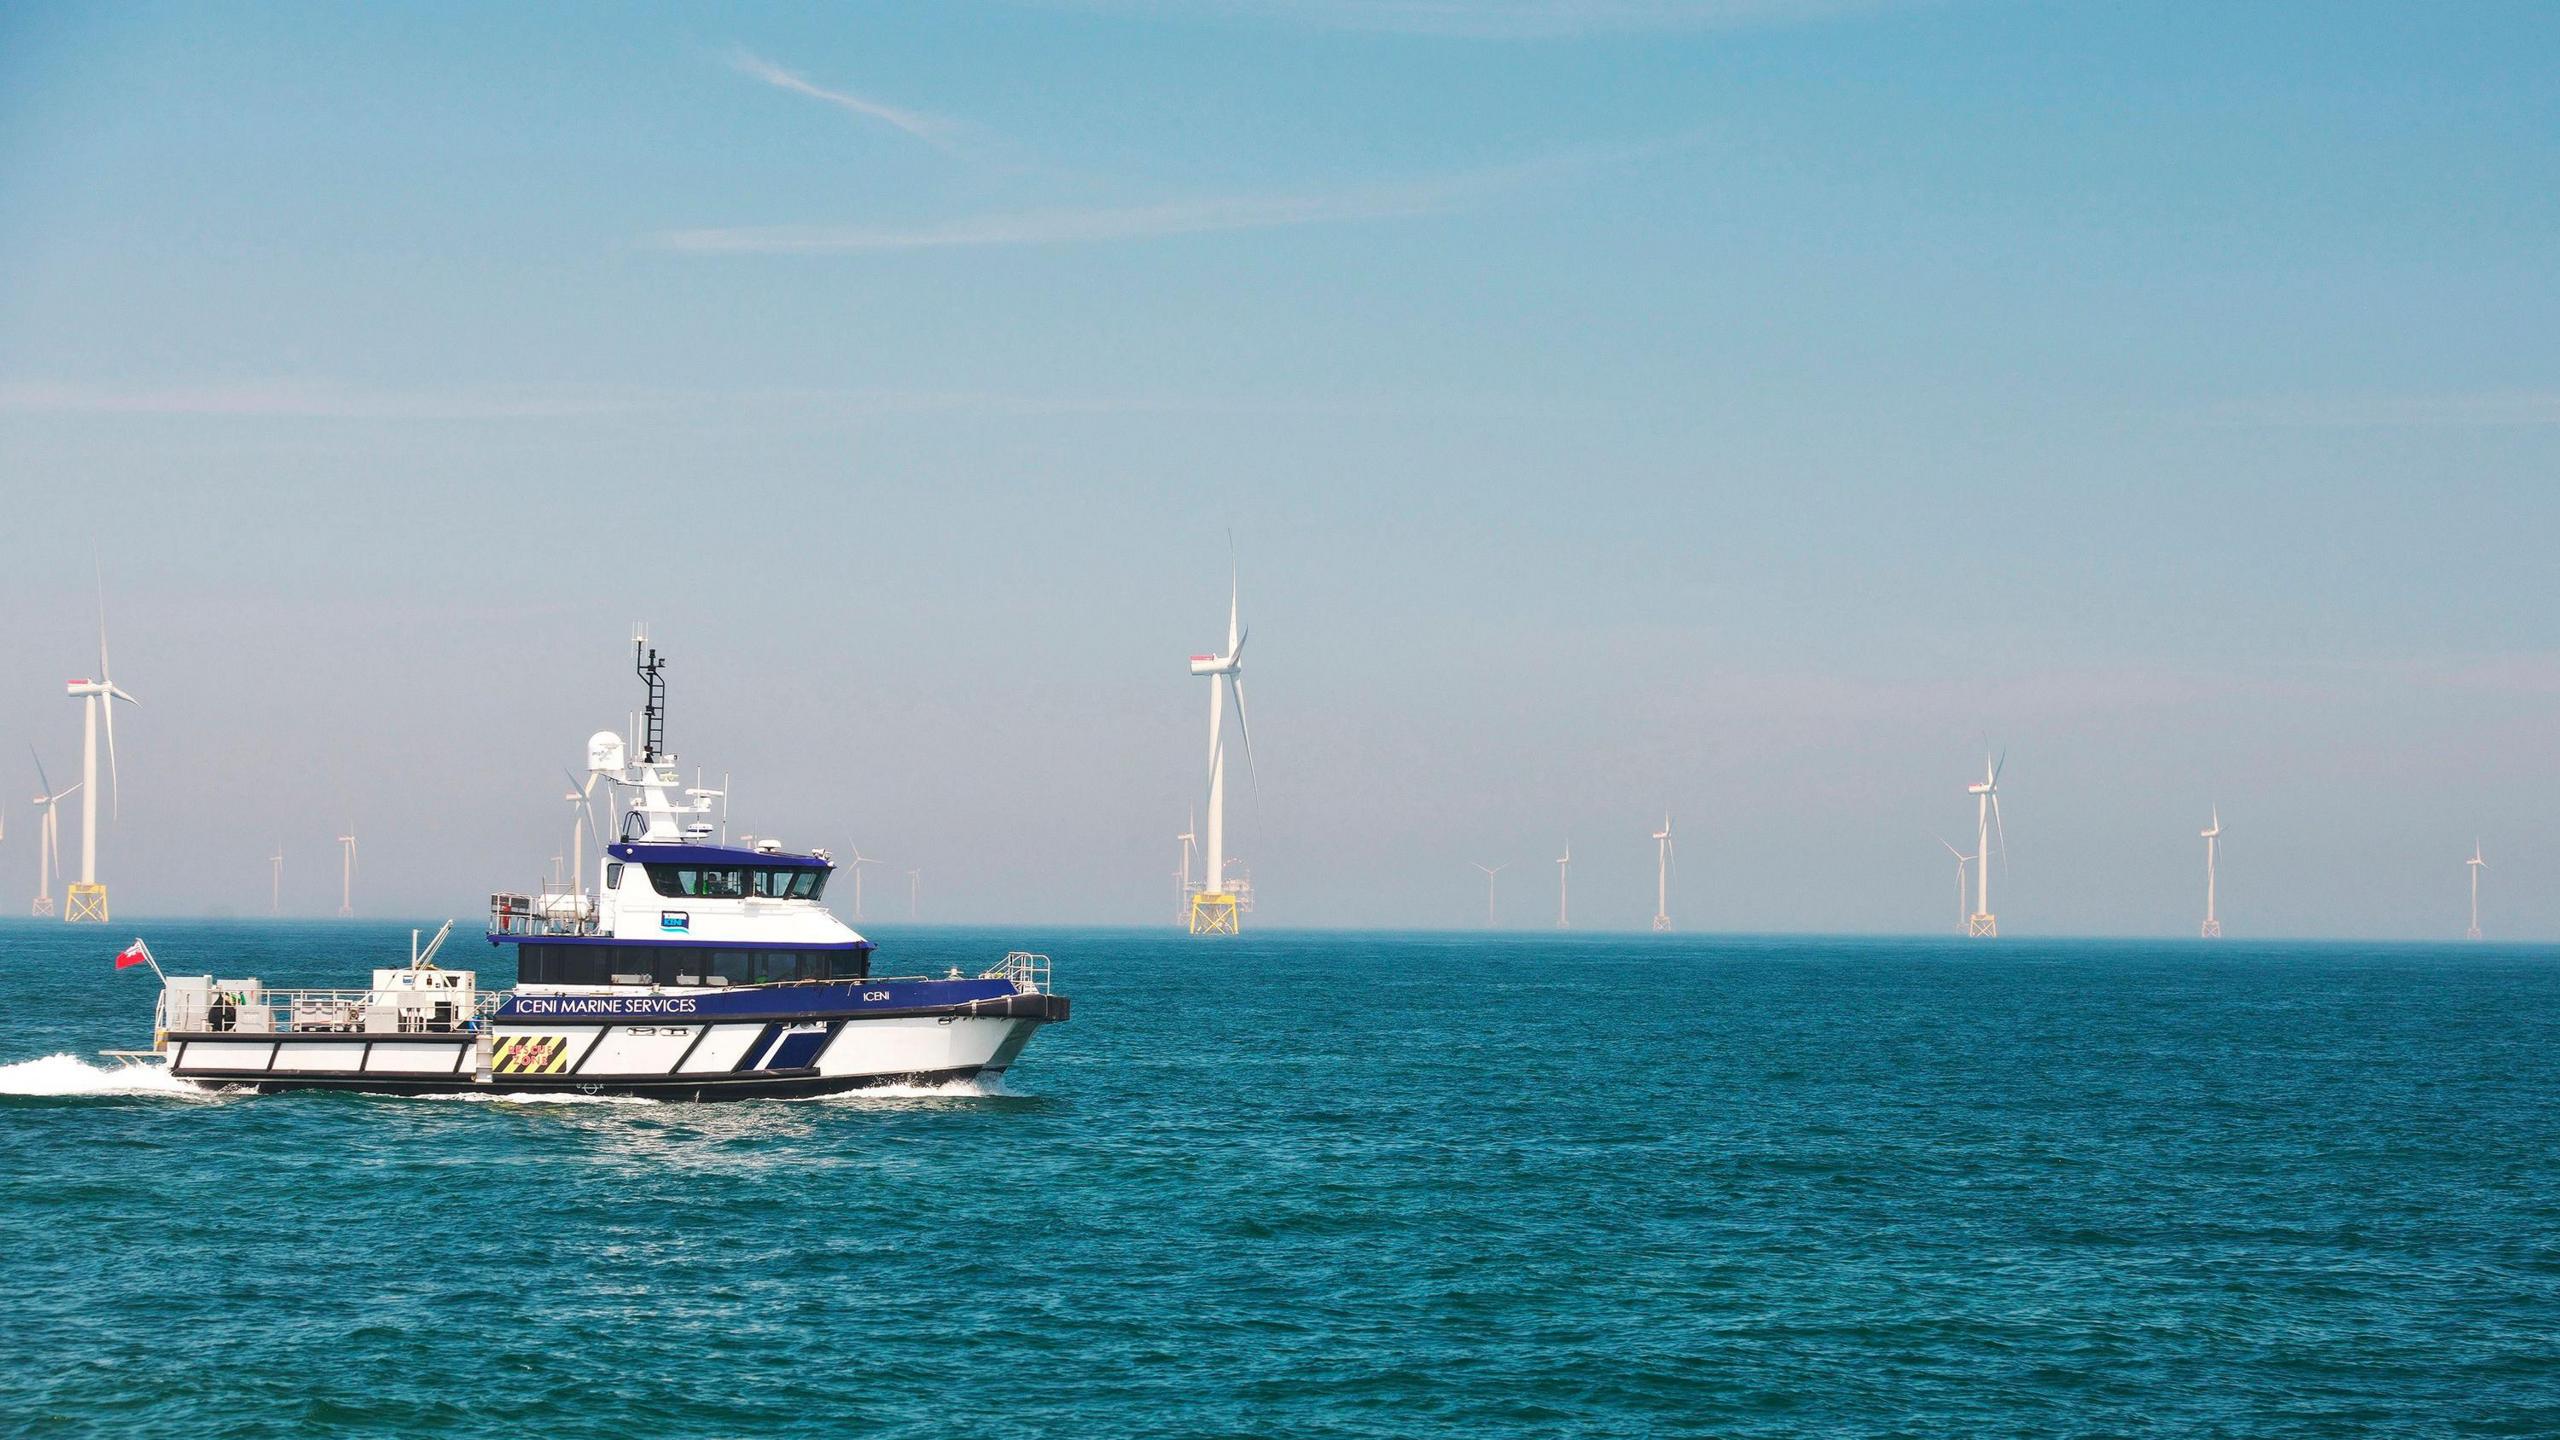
701 869 746 898
606 862 625 891
647 865 691 898
795 870 824 899
516 942 870 988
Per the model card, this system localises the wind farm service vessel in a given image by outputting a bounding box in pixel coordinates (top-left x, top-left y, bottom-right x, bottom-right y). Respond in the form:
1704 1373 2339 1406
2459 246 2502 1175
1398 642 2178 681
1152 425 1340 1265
112 637 1068 1099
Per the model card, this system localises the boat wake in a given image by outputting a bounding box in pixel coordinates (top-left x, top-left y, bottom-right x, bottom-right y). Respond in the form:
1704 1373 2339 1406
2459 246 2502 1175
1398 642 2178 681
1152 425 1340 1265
802 1075 1020 1102
0 1053 216 1100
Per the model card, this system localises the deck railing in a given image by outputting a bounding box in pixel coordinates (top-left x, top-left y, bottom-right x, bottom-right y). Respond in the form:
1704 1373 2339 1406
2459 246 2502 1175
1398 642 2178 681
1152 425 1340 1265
982 951 1052 995
489 889 602 937
159 984 501 1040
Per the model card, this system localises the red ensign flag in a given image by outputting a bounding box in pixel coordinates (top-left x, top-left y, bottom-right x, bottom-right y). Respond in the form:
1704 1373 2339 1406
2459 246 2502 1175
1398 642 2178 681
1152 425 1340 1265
115 939 154 970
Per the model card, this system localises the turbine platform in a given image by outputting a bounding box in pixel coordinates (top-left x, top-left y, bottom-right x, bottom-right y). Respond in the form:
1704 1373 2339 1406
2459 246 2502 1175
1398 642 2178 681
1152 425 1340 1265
1188 890 1240 937
1967 911 1997 938
1651 915 1671 933
65 883 108 924
31 895 54 918
2201 919 2222 939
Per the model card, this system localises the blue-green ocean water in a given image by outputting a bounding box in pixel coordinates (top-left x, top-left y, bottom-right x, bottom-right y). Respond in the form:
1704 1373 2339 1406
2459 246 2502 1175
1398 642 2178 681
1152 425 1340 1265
3 921 2557 1437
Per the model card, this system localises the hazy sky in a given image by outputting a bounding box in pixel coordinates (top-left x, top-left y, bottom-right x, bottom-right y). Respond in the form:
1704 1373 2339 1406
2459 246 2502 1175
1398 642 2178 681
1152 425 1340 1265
2 1 2555 936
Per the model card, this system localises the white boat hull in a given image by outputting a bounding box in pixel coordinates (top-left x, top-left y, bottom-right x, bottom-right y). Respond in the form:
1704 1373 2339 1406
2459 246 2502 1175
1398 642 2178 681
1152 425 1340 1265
161 994 1065 1099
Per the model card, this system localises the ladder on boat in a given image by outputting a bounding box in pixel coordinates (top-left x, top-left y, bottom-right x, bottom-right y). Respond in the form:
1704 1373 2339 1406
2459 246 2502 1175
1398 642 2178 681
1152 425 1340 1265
474 1028 494 1083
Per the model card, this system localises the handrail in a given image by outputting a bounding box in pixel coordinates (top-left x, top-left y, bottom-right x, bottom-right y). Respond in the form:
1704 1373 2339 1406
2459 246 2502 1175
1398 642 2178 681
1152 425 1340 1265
489 890 601 937
157 980 488 1041
981 951 1052 995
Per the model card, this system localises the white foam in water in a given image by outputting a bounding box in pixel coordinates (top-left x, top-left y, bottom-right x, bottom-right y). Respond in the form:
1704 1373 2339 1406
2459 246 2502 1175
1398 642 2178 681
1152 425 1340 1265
0 1053 218 1099
802 1075 1017 1102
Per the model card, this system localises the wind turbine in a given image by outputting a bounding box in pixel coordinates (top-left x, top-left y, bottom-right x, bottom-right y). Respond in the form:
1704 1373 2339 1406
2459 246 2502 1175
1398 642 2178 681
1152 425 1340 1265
907 867 921 922
1932 833 1974 934
1651 814 1674 932
270 846 283 916
1473 862 1507 928
847 846 886 921
1185 571 1257 936
1556 845 1571 929
30 752 77 918
2466 841 2486 941
337 832 358 917
2200 807 2223 939
62 588 137 923
1965 752 2005 938
562 766 605 904
1175 812 1197 926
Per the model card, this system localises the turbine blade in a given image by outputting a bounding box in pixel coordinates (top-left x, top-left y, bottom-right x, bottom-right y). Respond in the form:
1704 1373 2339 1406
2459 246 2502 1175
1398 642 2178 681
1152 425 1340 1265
1992 747 2006 786
30 746 50 799
1229 674 1259 794
1992 794 2008 868
1227 573 1240 655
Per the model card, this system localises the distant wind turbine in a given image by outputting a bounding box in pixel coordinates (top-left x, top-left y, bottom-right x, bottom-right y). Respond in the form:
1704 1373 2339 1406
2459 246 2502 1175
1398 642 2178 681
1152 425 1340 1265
908 867 921 922
1651 814 1673 932
271 846 284 916
1186 569 1257 936
1932 833 1974 934
2466 840 2486 940
62 581 138 923
337 831 357 917
2200 807 2223 939
29 751 77 917
1556 844 1571 929
1175 811 1197 926
1473 862 1507 928
1964 752 2005 938
846 847 887 921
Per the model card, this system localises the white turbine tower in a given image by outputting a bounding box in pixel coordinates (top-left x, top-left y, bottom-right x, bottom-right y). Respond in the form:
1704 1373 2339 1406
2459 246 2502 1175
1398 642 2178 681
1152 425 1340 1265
1932 834 1974 934
907 867 921 922
62 591 137 923
337 832 358 917
2200 806 2223 939
1186 573 1257 936
30 753 78 918
271 847 284 916
1651 815 1674 932
1965 753 2005 938
1473 862 1506 928
1556 845 1571 929
2466 840 2486 941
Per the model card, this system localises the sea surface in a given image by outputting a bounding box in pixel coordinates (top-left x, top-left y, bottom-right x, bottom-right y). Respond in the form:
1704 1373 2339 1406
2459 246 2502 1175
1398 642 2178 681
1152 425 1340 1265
2 921 2556 1437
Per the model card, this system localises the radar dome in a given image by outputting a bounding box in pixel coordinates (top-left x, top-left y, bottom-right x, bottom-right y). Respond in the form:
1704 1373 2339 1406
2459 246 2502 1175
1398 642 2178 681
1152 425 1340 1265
587 731 628 772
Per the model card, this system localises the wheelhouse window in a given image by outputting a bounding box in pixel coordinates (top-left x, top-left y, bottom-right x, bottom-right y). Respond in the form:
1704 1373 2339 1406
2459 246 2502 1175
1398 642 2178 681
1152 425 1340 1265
516 943 872 987
605 862 625 891
645 863 825 899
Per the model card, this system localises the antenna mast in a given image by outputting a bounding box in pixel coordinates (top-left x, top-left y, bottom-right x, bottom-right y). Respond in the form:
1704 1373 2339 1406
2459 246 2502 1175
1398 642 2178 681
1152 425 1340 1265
634 628 667 764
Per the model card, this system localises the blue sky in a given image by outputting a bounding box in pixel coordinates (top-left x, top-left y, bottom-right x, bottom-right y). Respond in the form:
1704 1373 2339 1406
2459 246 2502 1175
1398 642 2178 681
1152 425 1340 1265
1 1 2554 935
